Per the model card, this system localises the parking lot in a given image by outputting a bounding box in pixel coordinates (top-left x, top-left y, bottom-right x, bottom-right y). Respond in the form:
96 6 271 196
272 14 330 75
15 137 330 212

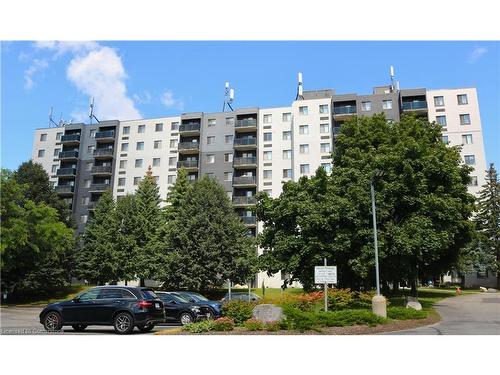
0 306 179 335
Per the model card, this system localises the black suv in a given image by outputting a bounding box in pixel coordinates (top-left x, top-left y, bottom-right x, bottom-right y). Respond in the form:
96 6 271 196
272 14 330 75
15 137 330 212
39 286 165 334
155 291 212 325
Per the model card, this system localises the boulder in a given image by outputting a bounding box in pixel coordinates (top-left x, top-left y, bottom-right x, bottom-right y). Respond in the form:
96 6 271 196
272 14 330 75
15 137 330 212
480 286 488 292
405 300 423 311
252 304 283 323
487 288 498 293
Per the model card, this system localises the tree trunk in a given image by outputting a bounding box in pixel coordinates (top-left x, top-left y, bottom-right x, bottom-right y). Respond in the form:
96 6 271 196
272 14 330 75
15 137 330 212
140 278 145 287
392 279 399 294
125 280 128 286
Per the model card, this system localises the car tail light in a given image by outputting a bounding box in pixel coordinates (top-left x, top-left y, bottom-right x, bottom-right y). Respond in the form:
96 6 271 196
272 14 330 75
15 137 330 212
137 301 153 309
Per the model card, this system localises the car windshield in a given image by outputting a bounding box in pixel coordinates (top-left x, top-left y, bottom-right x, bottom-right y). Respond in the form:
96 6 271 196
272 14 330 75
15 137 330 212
190 293 209 301
171 294 190 303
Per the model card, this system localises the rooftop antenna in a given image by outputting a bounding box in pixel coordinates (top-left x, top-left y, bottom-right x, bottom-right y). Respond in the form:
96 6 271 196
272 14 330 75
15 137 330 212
89 97 100 124
390 65 395 92
48 107 59 127
296 72 304 100
58 112 66 127
223 81 234 111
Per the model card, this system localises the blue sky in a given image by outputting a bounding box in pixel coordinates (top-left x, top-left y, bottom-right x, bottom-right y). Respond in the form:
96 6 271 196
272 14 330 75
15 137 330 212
1 41 499 170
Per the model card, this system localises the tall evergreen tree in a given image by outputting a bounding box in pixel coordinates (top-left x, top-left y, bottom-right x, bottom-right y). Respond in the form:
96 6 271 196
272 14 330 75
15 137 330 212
163 168 191 221
474 163 500 288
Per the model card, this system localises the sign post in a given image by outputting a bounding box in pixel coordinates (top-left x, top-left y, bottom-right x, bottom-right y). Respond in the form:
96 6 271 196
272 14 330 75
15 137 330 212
315 262 337 312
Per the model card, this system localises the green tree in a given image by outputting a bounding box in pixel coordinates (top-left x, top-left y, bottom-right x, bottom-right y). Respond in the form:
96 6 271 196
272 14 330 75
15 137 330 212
163 168 191 221
159 175 257 290
77 190 118 285
257 114 475 292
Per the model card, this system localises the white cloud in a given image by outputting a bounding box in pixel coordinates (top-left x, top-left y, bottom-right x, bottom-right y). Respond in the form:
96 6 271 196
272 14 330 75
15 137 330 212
34 41 99 58
24 58 49 89
133 90 152 104
468 47 488 63
161 90 184 110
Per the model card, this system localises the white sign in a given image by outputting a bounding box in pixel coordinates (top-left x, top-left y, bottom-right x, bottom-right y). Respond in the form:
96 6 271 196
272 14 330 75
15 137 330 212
315 266 337 284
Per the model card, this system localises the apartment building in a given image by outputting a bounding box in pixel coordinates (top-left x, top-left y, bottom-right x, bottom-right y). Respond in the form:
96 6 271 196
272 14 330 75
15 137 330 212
32 85 488 287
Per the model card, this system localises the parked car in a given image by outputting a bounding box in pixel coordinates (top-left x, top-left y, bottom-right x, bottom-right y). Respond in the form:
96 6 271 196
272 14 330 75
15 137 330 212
221 292 261 302
172 291 222 318
39 286 165 334
155 291 213 325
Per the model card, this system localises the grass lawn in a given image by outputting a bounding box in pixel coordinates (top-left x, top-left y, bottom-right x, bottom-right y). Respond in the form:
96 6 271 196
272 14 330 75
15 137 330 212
387 287 479 311
3 285 91 306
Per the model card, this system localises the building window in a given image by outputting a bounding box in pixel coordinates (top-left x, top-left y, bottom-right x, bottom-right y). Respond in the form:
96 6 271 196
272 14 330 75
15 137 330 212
226 117 234 126
51 164 57 173
263 132 272 142
123 126 130 135
53 148 61 157
84 179 91 188
152 158 161 167
319 104 329 114
460 114 471 125
457 94 468 105
167 175 176 184
206 154 215 164
207 136 215 145
299 144 309 154
155 123 163 132
361 101 372 111
263 151 272 160
436 116 447 126
263 170 272 180
320 124 330 134
88 145 95 154
135 159 143 168
462 134 473 144
208 118 216 127
300 164 310 175
154 140 162 149
434 96 445 107
133 177 141 185
56 132 63 140
224 153 233 163
283 150 292 160
82 197 89 205
464 155 475 165
382 100 393 110
299 106 308 115
320 143 331 153
282 131 292 140
136 142 144 150
219 171 230 181
121 143 129 152
169 157 176 166
118 178 126 186
86 162 93 171
442 135 449 144
263 189 272 195
170 139 178 148
282 169 292 179
225 135 233 144
171 122 179 131
282 112 292 122
469 176 478 186
37 149 45 157
299 125 309 135
321 163 332 173
138 125 145 133
263 114 272 123
90 130 96 138
119 160 127 169
40 133 47 141
80 215 88 224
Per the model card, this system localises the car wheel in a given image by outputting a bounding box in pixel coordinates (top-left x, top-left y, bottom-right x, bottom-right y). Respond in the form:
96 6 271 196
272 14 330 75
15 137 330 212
138 323 155 332
179 312 194 325
206 309 215 320
43 311 63 332
72 324 87 332
113 312 134 334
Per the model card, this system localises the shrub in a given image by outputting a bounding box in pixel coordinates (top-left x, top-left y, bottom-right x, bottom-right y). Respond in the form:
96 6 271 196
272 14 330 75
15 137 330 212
244 318 264 331
264 321 282 332
281 305 318 331
213 317 235 331
222 300 255 325
327 288 354 310
387 307 427 320
183 319 216 333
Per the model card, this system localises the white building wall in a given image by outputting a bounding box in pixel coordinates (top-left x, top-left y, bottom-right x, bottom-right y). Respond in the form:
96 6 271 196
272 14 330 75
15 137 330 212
31 127 64 186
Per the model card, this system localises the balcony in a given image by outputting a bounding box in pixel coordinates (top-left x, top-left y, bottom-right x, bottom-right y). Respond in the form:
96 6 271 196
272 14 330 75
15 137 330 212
93 148 114 159
333 105 357 120
60 134 80 145
54 185 74 195
88 201 98 210
58 150 79 160
233 176 256 187
402 100 428 111
233 156 257 168
178 142 200 154
240 216 256 226
233 137 257 150
95 130 115 142
177 160 199 170
235 118 257 132
91 165 112 176
88 183 110 192
179 123 201 134
233 196 256 206
56 167 76 177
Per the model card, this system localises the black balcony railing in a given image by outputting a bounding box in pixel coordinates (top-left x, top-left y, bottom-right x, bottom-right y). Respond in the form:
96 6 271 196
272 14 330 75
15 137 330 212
56 167 76 176
91 165 112 174
177 160 198 168
233 137 257 147
89 183 110 191
60 134 80 143
233 176 256 185
93 148 114 157
233 196 256 205
54 185 75 194
179 123 201 132
178 142 200 150
240 216 256 225
402 101 428 110
235 118 257 128
333 106 357 115
95 130 115 139
233 156 257 166
58 150 79 159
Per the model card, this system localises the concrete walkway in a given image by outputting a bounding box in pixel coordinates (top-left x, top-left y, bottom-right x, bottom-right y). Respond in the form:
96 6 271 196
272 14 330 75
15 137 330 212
386 292 500 335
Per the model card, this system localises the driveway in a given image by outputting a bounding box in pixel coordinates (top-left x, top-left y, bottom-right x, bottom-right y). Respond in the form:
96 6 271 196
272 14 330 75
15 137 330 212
0 306 179 335
386 292 500 335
